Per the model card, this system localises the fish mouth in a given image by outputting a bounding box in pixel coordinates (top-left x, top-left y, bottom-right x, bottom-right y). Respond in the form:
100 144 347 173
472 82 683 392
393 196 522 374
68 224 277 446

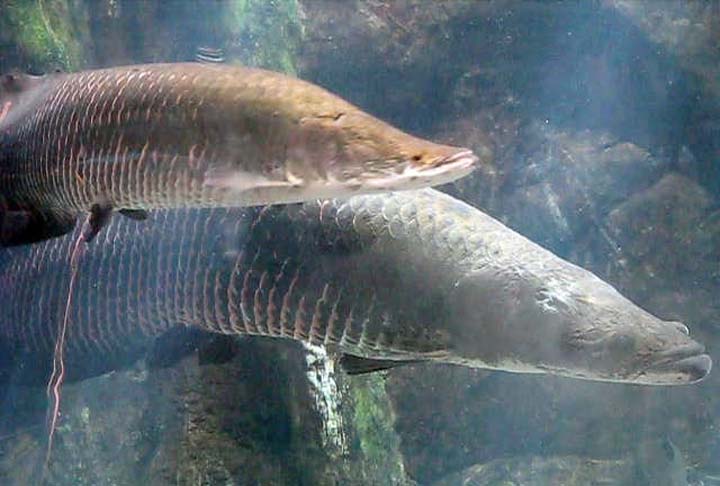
363 149 478 191
640 342 712 385
424 149 478 176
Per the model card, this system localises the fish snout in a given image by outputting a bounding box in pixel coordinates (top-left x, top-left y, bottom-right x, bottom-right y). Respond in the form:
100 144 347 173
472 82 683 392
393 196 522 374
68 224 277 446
430 148 477 168
646 342 712 384
668 320 690 335
417 142 494 182
423 148 478 172
405 147 478 185
364 145 481 191
675 354 712 383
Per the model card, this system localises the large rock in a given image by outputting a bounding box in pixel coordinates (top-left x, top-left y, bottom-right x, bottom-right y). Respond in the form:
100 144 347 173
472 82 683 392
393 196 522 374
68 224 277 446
608 1 720 96
386 362 718 484
605 174 719 300
299 1 696 149
445 123 671 258
430 437 696 486
0 338 411 485
607 0 720 194
431 456 637 486
0 0 91 72
0 1 304 72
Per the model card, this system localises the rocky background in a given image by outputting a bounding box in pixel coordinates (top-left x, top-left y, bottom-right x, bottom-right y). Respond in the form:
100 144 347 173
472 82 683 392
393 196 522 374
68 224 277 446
1 1 719 485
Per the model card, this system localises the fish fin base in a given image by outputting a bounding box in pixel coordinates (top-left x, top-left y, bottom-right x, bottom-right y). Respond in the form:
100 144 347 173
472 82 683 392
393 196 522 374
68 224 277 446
0 207 76 246
339 354 422 375
118 209 149 221
82 202 113 243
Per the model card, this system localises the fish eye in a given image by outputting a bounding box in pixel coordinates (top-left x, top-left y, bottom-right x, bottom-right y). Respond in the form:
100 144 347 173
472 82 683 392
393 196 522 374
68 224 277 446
411 154 422 162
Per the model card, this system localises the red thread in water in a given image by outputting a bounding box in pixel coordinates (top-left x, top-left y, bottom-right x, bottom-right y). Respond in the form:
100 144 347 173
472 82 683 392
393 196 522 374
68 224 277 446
44 222 87 471
0 101 11 124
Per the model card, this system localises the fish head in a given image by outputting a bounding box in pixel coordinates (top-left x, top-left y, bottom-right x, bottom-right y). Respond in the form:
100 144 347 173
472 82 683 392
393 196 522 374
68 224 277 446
285 109 488 194
0 71 51 128
206 69 489 201
445 266 711 385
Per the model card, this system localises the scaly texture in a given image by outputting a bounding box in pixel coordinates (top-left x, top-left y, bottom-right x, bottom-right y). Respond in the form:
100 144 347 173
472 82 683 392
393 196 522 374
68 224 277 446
0 62 478 234
1 187 708 387
0 188 485 383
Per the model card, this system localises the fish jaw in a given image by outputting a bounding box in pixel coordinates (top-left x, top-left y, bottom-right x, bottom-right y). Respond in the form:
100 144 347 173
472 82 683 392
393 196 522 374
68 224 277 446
361 149 478 191
444 319 713 387
631 343 712 386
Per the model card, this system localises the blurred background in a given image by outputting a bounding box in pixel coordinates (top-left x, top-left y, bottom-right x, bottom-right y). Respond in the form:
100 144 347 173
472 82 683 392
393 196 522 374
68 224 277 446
0 1 719 484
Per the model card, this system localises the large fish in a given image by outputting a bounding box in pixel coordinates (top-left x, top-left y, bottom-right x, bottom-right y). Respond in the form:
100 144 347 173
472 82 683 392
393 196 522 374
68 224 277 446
0 63 483 245
0 189 710 385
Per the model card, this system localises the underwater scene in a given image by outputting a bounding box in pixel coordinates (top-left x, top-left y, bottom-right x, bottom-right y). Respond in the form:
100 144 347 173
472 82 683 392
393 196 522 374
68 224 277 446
0 1 719 485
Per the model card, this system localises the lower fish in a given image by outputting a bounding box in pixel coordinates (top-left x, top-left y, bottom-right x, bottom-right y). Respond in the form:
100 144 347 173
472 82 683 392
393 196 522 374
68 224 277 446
0 189 710 385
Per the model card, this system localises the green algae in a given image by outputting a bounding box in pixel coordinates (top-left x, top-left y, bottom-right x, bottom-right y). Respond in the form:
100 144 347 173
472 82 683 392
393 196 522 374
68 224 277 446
222 0 303 74
349 374 407 484
1 0 88 71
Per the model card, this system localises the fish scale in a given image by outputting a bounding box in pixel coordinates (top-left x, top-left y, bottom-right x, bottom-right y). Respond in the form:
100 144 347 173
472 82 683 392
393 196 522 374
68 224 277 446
0 63 480 246
0 188 710 386
264 261 283 336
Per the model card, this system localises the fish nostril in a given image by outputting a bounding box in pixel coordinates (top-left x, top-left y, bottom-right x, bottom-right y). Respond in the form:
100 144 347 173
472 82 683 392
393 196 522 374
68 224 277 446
673 322 690 335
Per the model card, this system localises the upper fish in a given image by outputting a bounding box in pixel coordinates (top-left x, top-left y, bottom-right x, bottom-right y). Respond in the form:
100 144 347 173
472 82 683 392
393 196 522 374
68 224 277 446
0 189 709 386
0 63 486 245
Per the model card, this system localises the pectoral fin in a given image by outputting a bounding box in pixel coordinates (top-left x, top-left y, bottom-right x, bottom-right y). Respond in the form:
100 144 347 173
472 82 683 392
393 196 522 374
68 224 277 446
0 207 76 246
203 167 295 193
339 354 422 375
119 209 149 221
82 202 113 243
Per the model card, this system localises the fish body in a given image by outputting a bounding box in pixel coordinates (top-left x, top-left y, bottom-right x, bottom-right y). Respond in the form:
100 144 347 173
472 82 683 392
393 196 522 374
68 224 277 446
0 63 482 244
0 189 710 385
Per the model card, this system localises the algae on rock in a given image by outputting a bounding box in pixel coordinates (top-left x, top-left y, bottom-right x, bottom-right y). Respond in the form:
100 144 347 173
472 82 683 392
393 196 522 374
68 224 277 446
348 373 409 485
222 0 304 74
0 0 90 71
